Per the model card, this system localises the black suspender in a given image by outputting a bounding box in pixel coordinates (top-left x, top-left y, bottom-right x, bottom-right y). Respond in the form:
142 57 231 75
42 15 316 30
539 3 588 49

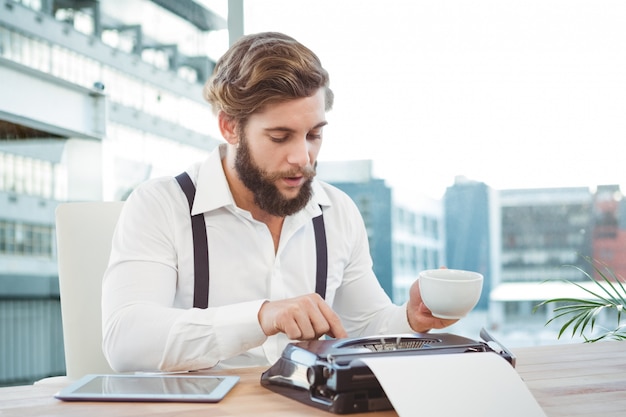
175 172 328 309
312 214 328 299
175 173 210 309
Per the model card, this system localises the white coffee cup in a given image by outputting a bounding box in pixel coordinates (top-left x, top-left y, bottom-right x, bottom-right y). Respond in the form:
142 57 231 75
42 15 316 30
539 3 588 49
418 269 483 319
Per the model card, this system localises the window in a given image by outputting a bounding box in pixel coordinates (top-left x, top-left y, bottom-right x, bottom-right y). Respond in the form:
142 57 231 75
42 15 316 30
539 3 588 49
0 220 54 258
0 153 60 199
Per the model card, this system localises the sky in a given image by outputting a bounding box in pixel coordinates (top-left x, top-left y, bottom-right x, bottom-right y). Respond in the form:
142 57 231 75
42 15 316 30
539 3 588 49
240 0 626 200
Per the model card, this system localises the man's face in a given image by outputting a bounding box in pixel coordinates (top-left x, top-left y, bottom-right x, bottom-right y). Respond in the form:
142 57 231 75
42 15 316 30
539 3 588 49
234 89 327 217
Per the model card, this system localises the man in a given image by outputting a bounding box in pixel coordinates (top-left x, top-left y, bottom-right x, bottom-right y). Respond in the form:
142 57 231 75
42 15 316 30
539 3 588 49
102 32 455 372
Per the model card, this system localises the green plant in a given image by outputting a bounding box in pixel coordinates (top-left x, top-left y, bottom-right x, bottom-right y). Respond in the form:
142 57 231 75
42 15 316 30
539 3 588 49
534 256 626 342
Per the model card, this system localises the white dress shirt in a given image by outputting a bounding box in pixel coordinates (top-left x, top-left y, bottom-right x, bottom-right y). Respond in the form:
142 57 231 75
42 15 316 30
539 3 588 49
102 144 412 372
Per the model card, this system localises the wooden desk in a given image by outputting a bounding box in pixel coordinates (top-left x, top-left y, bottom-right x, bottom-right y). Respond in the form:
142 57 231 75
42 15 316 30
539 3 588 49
0 341 624 417
512 341 626 417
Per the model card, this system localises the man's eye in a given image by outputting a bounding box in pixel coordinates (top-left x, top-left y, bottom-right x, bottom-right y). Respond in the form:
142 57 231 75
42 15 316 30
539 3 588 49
270 136 289 143
307 133 322 140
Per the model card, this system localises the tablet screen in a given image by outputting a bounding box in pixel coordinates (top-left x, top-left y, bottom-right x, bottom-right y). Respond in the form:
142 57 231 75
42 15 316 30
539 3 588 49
55 374 240 403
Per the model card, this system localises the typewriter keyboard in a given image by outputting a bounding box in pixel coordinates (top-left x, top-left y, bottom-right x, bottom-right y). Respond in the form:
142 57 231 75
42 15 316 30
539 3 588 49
341 336 441 351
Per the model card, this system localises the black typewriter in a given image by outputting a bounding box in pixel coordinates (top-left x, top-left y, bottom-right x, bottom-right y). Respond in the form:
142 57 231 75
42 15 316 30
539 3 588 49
261 328 515 414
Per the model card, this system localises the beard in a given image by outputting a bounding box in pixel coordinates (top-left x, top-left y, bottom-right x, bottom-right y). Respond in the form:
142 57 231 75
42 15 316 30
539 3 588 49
234 134 316 217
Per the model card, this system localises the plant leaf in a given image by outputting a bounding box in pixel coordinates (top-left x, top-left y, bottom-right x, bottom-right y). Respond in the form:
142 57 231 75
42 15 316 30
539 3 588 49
537 256 626 341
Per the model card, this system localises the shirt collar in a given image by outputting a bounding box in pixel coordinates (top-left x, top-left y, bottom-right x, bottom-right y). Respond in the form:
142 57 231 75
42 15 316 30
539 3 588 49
191 144 234 215
191 143 333 217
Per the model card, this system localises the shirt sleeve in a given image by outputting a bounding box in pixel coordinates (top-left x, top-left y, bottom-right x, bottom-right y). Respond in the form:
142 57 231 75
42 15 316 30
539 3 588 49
101 179 268 372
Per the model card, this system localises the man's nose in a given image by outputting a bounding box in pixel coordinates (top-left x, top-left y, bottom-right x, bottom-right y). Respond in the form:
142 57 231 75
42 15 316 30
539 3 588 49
287 137 310 167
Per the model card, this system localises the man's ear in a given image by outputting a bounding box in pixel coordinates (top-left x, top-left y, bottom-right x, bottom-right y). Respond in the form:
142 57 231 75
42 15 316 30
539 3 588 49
218 111 238 145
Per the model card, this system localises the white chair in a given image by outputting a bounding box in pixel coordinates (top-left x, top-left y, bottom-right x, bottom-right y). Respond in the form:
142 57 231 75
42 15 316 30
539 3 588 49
55 201 124 379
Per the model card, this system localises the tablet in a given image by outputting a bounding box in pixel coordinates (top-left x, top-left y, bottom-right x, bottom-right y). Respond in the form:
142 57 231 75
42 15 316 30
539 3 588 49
54 374 239 403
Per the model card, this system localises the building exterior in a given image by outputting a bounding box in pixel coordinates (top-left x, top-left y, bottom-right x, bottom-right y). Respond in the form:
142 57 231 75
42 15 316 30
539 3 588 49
592 184 626 280
491 186 594 335
392 194 444 303
443 176 498 311
317 160 445 303
317 160 393 298
443 178 625 346
0 0 234 385
489 186 626 345
499 187 593 284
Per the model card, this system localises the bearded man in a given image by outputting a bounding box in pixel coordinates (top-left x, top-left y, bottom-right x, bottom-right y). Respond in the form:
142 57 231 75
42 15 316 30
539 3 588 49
102 32 455 372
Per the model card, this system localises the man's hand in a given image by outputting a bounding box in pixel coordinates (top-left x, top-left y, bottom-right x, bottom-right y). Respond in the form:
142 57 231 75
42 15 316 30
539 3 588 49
258 294 348 340
407 279 458 332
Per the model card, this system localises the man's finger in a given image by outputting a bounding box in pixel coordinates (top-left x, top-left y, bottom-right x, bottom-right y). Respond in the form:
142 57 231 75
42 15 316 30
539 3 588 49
317 299 347 338
282 317 303 340
293 309 317 340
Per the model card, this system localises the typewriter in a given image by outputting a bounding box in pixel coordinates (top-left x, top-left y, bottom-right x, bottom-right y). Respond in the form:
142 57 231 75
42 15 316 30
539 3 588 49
261 328 515 414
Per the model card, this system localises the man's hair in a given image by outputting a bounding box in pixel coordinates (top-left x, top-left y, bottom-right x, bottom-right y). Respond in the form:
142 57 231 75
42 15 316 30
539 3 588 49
203 32 334 122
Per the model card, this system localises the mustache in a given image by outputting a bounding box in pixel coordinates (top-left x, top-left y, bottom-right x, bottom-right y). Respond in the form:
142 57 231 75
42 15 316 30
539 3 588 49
265 165 316 181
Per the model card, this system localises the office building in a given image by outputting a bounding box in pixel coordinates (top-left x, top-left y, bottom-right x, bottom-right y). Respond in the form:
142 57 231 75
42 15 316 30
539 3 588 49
444 178 625 345
592 184 626 280
443 176 498 310
491 186 601 344
317 160 445 303
392 194 444 303
0 0 234 385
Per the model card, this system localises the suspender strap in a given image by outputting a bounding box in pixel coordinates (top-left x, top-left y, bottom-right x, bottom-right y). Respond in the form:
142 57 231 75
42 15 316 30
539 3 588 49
313 211 328 299
175 172 209 309
175 171 327 306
